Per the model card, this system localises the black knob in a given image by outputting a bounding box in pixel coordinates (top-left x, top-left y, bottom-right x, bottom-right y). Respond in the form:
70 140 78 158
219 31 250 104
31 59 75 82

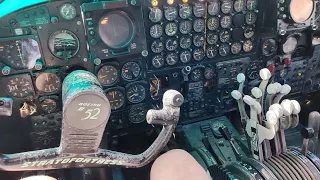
301 127 315 139
219 126 231 141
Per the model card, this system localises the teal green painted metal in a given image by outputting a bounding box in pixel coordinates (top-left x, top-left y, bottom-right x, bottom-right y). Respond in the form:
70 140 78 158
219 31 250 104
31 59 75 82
0 0 49 18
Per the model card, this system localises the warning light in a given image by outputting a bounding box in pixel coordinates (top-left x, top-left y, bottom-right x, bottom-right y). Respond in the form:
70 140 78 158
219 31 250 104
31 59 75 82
298 72 302 76
152 0 158 7
167 0 174 5
101 18 108 25
182 0 188 3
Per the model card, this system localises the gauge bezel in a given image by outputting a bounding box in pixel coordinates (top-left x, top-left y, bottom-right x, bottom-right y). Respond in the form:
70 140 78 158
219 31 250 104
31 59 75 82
149 7 163 23
104 87 126 111
35 72 62 94
5 75 34 98
190 68 204 81
164 6 178 21
96 64 120 87
288 0 314 23
59 3 77 20
48 30 80 59
128 103 149 124
125 81 148 104
262 38 278 57
40 98 58 114
121 61 142 82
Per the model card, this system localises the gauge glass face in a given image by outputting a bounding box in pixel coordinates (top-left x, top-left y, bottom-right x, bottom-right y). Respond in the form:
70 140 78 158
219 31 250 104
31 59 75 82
204 67 215 79
221 16 232 28
208 17 219 30
231 42 242 54
207 46 217 59
207 33 218 45
219 31 231 43
150 24 163 38
48 30 79 59
234 0 245 12
164 6 178 21
245 12 257 25
129 106 148 123
208 1 220 16
165 23 178 36
179 21 192 34
221 0 233 14
219 44 230 56
180 36 192 49
121 62 141 81
98 12 135 49
179 4 192 19
290 0 314 23
149 8 163 22
244 26 255 39
151 40 164 53
7 76 33 98
106 90 124 110
243 40 253 52
193 19 205 33
59 3 76 20
193 34 204 47
36 73 61 93
191 69 203 81
283 36 298 54
193 3 205 17
97 65 119 86
165 38 178 51
262 39 277 56
40 99 57 113
166 53 178 65
180 51 191 63
246 0 257 10
152 55 165 68
193 49 204 61
127 84 146 103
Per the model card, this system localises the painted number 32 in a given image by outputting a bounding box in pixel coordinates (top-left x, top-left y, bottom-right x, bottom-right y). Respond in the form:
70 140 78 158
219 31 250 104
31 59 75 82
78 108 101 120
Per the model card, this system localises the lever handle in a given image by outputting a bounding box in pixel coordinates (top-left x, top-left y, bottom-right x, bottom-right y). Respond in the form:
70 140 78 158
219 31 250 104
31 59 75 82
219 126 231 141
301 127 315 139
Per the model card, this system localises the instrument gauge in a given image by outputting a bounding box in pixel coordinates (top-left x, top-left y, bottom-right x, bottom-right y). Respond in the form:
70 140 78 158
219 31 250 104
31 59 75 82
127 84 146 103
262 39 277 56
166 53 179 66
243 40 253 52
193 49 204 61
208 1 220 16
165 23 178 36
164 6 178 21
149 7 163 22
245 12 257 25
231 42 242 54
128 105 148 123
234 0 245 12
207 46 217 59
121 62 141 81
193 19 205 33
221 0 233 14
290 0 314 23
246 0 257 10
193 3 205 17
179 4 192 19
193 34 205 47
219 44 230 56
180 51 192 63
204 67 215 79
180 36 192 49
244 26 255 39
221 16 232 28
59 3 76 20
40 99 57 113
191 69 203 81
207 17 219 31
36 73 61 93
165 38 178 51
106 90 125 110
48 30 80 59
207 33 218 45
282 36 298 54
151 40 164 53
150 24 163 38
179 21 192 34
219 31 231 43
6 76 33 98
152 55 165 68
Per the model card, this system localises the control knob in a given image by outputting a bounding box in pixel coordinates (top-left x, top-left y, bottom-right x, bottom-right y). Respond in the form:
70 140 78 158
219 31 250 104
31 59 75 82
313 83 320 90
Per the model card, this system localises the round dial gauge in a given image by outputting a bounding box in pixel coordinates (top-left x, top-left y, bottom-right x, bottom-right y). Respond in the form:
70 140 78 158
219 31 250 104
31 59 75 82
40 99 57 113
179 4 192 19
208 17 219 30
165 38 178 51
164 6 178 21
205 67 215 79
208 1 220 16
193 34 205 47
180 36 192 49
221 0 233 14
128 105 148 123
48 30 79 59
150 24 163 38
36 73 61 93
152 55 165 68
98 11 135 49
59 3 77 20
165 23 178 36
97 65 118 86
262 39 277 56
290 0 314 23
219 44 230 56
191 69 203 81
282 36 298 54
231 42 242 54
219 31 231 43
149 8 163 22
207 46 217 59
243 40 253 52
245 12 257 25
179 21 192 34
180 51 192 63
106 90 125 110
193 19 205 33
193 49 204 61
151 40 164 53
246 0 257 10
234 0 245 12
207 33 218 45
244 26 255 39
166 53 178 66
7 76 33 98
193 3 205 17
221 16 232 28
121 62 141 81
127 84 146 103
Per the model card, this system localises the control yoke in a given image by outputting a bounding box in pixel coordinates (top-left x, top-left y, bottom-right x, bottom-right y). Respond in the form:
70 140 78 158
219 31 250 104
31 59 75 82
0 70 184 171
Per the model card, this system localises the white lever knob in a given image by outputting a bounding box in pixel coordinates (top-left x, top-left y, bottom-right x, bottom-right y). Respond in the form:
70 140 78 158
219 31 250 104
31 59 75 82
260 68 271 80
254 101 262 114
291 100 301 114
269 104 283 119
280 84 291 95
237 73 246 83
267 84 277 95
274 83 282 93
243 95 256 106
281 99 293 116
251 87 263 99
266 111 278 126
231 90 242 100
